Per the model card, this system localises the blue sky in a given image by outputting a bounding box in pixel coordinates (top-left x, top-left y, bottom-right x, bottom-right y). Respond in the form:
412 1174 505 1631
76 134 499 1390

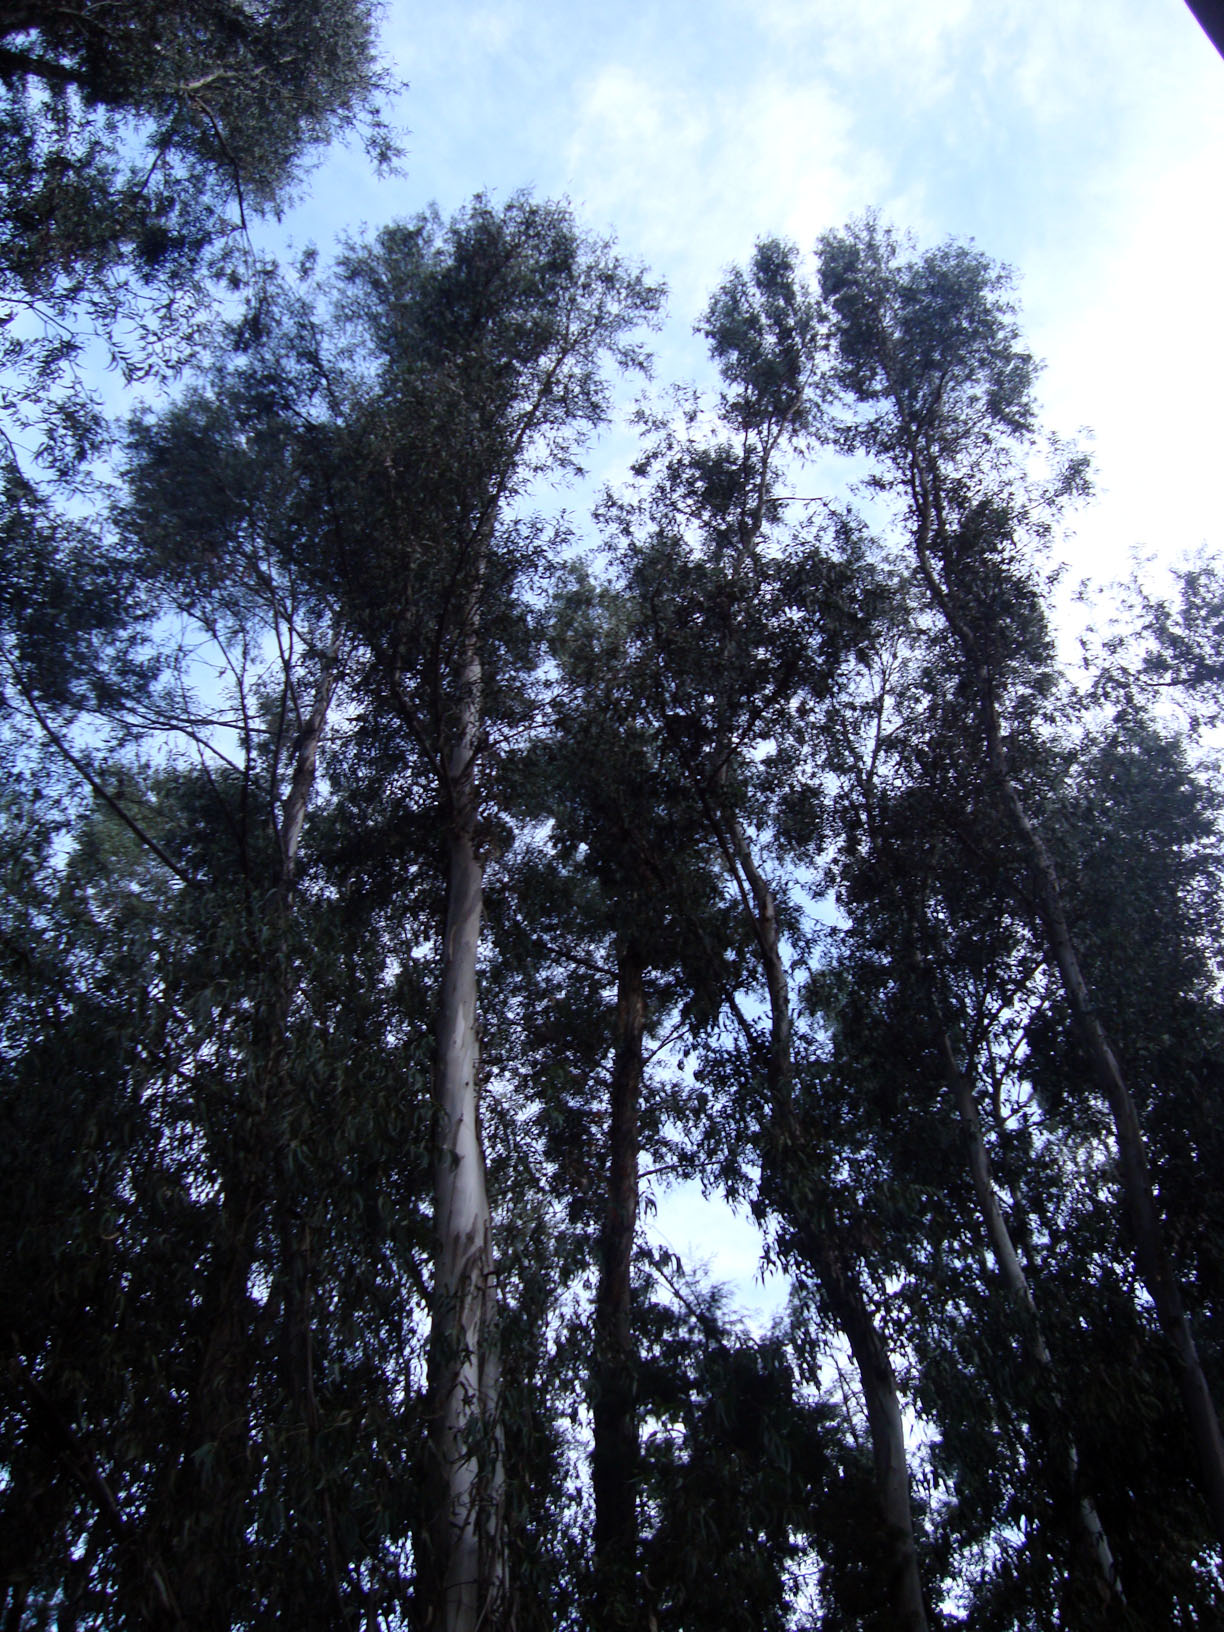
268 0 1224 598
264 0 1224 1318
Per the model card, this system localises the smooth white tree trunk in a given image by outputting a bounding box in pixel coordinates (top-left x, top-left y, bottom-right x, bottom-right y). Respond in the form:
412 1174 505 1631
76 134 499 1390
425 606 503 1632
429 827 498 1632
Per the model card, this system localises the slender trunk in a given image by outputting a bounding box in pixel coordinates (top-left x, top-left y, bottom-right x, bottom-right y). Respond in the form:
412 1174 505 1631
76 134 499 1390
938 1029 1121 1601
722 813 928 1632
185 642 340 1622
941 1037 1039 1335
278 642 338 897
592 942 646 1623
815 1245 929 1632
180 1184 260 1627
273 645 337 1449
991 718 1224 1543
726 816 791 1090
427 822 498 1632
425 595 503 1632
914 522 1224 1545
271 644 349 1615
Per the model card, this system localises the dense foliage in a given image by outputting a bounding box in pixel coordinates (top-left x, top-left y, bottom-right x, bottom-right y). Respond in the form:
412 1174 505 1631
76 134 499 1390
4 23 1224 1632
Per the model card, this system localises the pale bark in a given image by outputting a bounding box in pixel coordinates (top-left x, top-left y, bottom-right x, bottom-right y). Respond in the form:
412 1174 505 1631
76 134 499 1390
428 824 498 1632
277 641 338 893
938 1029 1121 1600
425 596 503 1632
816 1247 929 1632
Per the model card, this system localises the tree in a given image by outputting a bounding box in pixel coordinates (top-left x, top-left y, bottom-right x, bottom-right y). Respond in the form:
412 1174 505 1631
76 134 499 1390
0 0 395 399
13 175 1224 1632
0 723 435 1627
817 214 1224 1549
603 240 934 1630
0 0 398 833
810 598 1132 1620
127 194 662 1632
524 570 736 1627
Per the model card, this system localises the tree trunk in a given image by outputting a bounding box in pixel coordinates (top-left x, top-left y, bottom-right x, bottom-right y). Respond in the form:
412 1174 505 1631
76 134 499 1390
592 941 646 1624
271 643 356 1616
721 811 929 1632
985 689 1224 1545
424 601 503 1632
273 638 337 1436
272 643 336 1402
815 1244 929 1632
181 642 342 1623
938 1027 1121 1602
913 522 1224 1546
277 641 338 896
427 821 499 1632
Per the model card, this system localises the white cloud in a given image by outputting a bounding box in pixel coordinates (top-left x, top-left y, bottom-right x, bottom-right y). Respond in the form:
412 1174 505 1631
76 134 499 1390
563 60 872 315
1037 152 1224 588
751 0 974 104
288 0 1224 600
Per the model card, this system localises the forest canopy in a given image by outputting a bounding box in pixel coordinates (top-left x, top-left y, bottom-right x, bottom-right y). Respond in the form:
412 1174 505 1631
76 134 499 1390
3 13 1224 1632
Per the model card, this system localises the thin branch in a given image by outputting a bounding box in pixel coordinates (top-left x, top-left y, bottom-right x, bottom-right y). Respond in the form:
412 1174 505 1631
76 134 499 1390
12 678 195 889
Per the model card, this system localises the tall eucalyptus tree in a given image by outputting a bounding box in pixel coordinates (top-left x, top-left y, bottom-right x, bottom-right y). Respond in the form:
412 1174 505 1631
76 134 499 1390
816 216 1224 1548
606 240 933 1631
529 570 737 1625
813 602 1129 1619
130 196 661 1631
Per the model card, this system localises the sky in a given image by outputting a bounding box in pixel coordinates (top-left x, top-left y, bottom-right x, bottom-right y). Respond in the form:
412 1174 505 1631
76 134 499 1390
264 0 1224 1322
275 0 1224 586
